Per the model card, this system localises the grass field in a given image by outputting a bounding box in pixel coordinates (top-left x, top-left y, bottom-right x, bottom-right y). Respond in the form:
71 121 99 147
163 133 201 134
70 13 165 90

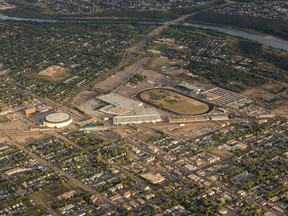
0 116 9 123
140 88 210 115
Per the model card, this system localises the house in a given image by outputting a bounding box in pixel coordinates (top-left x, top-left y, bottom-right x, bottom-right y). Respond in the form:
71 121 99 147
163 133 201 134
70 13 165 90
115 183 124 190
123 191 131 199
218 208 228 215
122 203 132 211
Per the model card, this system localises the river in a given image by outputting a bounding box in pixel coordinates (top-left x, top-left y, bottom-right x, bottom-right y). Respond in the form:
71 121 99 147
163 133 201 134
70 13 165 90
0 13 57 23
183 23 288 52
1 13 288 52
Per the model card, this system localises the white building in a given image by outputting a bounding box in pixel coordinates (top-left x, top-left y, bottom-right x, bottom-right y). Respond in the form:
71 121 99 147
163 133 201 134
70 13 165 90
97 93 143 115
97 93 161 125
44 112 72 128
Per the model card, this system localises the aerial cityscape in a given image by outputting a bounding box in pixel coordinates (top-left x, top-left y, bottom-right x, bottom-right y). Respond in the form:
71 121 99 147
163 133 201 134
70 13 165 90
0 0 287 215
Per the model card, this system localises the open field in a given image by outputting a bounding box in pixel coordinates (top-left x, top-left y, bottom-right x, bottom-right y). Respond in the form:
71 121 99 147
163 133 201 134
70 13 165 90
149 57 187 76
31 182 82 216
242 82 283 99
115 69 164 97
138 88 212 115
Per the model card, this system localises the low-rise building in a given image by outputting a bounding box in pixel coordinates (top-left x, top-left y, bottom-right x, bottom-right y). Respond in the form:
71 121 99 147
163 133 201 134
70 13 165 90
57 190 76 201
140 172 165 185
24 107 36 116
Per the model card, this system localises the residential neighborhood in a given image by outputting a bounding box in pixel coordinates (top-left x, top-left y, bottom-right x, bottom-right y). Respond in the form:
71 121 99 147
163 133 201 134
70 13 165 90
0 0 287 215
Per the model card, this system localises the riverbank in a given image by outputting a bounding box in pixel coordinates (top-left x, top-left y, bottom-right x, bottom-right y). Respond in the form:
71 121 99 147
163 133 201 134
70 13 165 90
187 12 288 40
1 12 288 52
0 13 165 24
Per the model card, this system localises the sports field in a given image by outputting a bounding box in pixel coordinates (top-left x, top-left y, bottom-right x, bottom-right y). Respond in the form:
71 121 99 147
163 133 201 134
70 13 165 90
37 66 69 81
139 88 211 115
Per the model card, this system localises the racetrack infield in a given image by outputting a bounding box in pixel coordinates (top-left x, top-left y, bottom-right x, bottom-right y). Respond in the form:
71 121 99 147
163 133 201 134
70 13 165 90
137 88 213 116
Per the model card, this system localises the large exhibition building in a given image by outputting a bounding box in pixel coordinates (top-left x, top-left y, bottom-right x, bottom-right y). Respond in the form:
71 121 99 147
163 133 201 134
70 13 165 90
44 112 73 128
97 93 161 125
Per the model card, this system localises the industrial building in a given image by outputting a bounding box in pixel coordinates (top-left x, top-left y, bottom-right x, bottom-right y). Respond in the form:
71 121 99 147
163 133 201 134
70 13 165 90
24 107 36 116
97 93 161 125
44 112 72 128
203 87 253 108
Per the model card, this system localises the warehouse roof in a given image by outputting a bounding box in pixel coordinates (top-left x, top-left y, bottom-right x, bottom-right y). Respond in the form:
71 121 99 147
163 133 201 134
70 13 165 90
97 93 143 109
113 107 161 125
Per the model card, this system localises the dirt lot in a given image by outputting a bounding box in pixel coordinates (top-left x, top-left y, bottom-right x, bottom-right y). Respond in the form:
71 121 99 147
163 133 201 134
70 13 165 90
94 57 150 92
110 125 138 138
145 122 219 140
0 120 27 131
273 103 288 116
72 90 96 106
209 147 233 158
124 127 163 143
11 133 50 146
